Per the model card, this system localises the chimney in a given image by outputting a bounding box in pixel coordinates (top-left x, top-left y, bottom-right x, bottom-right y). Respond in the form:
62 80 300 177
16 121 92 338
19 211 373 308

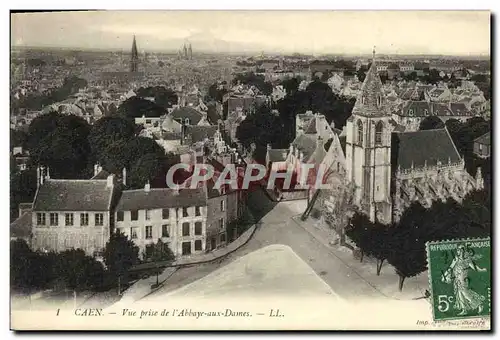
144 181 151 192
36 166 41 188
46 167 50 179
106 174 115 188
267 143 272 151
122 167 127 186
94 163 99 176
316 135 323 148
39 166 46 186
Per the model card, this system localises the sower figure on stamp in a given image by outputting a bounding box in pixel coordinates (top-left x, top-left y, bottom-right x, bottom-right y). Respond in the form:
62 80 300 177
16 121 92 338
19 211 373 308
441 245 487 316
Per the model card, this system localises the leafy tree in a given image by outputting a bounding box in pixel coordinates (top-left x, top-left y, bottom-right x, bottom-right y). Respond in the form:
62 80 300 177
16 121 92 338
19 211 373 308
104 231 140 292
10 129 28 148
236 105 285 162
117 96 165 121
281 77 300 96
89 116 135 161
419 116 445 130
128 153 164 189
26 112 92 178
100 139 129 174
55 249 105 292
207 83 228 103
10 167 37 220
10 239 32 290
144 239 176 286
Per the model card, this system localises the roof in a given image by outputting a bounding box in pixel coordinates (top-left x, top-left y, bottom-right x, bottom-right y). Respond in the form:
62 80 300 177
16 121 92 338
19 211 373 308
116 187 207 211
351 59 388 117
169 107 204 125
91 169 111 180
474 132 490 146
268 149 289 163
185 125 218 143
450 103 472 116
392 128 461 171
292 134 318 160
10 212 32 239
33 179 115 211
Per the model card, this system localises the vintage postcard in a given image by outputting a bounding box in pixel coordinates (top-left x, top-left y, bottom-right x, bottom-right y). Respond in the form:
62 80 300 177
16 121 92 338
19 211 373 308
9 10 491 331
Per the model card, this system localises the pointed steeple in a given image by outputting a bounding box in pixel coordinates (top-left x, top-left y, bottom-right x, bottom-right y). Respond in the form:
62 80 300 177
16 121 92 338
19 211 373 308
130 35 139 72
351 46 387 117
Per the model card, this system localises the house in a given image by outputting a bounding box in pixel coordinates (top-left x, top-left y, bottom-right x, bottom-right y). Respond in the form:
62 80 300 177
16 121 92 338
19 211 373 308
473 132 490 159
31 167 121 257
114 169 242 257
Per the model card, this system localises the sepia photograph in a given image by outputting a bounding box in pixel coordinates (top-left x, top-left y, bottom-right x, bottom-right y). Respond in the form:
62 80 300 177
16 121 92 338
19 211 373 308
8 8 491 331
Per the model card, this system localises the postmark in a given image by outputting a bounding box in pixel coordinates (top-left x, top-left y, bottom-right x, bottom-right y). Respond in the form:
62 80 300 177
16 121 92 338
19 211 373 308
426 238 491 321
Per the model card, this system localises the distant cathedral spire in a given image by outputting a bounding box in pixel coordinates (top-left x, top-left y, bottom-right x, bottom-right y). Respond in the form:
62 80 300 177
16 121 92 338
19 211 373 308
130 35 139 72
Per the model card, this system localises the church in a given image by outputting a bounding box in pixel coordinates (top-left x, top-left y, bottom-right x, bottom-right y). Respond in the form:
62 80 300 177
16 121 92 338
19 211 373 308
267 50 483 225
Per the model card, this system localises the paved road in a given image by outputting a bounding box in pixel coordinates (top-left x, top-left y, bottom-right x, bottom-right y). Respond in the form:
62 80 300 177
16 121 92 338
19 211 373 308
147 188 384 300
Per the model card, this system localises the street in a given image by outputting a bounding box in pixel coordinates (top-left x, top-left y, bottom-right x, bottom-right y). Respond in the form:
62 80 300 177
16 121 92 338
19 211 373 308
146 188 385 301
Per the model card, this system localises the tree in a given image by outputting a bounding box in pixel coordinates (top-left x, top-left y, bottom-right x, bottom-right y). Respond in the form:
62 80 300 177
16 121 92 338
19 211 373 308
10 129 28 148
281 77 300 96
55 249 105 293
103 231 140 293
419 116 445 130
144 239 176 286
117 96 165 121
10 239 32 290
236 105 285 162
128 153 164 189
88 116 135 161
26 112 92 178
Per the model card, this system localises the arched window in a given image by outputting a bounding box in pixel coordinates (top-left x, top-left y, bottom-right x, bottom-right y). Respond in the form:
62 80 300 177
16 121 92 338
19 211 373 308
375 121 383 145
357 120 363 144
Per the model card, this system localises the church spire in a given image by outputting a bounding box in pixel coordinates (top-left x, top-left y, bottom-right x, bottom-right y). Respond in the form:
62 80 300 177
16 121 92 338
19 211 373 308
130 35 139 72
351 47 386 117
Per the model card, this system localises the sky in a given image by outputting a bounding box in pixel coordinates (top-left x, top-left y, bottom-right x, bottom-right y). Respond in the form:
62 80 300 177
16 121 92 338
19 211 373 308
11 11 491 56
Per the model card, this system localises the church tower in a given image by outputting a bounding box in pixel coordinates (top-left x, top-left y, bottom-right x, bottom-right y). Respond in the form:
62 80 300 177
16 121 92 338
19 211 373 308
130 35 139 72
345 48 393 224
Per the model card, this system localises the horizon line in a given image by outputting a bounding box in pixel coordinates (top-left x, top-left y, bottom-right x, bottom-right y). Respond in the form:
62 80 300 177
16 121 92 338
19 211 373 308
10 45 491 58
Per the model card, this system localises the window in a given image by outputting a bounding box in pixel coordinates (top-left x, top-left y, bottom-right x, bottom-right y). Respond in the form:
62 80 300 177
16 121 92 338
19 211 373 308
195 206 201 216
145 209 151 220
182 207 188 217
220 233 226 243
182 241 191 255
424 109 429 116
162 224 170 238
408 109 414 115
194 240 202 251
162 208 169 219
182 222 190 236
479 144 483 151
95 213 104 226
117 211 124 221
220 200 225 212
130 227 138 239
377 95 382 107
145 226 153 239
375 121 383 145
36 213 46 226
131 210 138 221
219 218 225 231
357 120 363 144
65 213 74 226
49 213 58 226
80 213 89 226
195 222 202 235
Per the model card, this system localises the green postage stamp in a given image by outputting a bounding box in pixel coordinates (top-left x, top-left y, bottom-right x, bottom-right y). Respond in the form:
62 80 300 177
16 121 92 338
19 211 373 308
426 238 491 321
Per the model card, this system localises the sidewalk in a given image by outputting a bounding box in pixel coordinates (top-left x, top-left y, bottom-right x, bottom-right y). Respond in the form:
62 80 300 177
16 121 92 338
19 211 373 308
130 224 257 272
291 215 430 301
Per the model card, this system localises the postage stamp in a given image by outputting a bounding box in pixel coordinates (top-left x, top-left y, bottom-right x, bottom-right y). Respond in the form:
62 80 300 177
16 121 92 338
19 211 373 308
426 238 491 321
